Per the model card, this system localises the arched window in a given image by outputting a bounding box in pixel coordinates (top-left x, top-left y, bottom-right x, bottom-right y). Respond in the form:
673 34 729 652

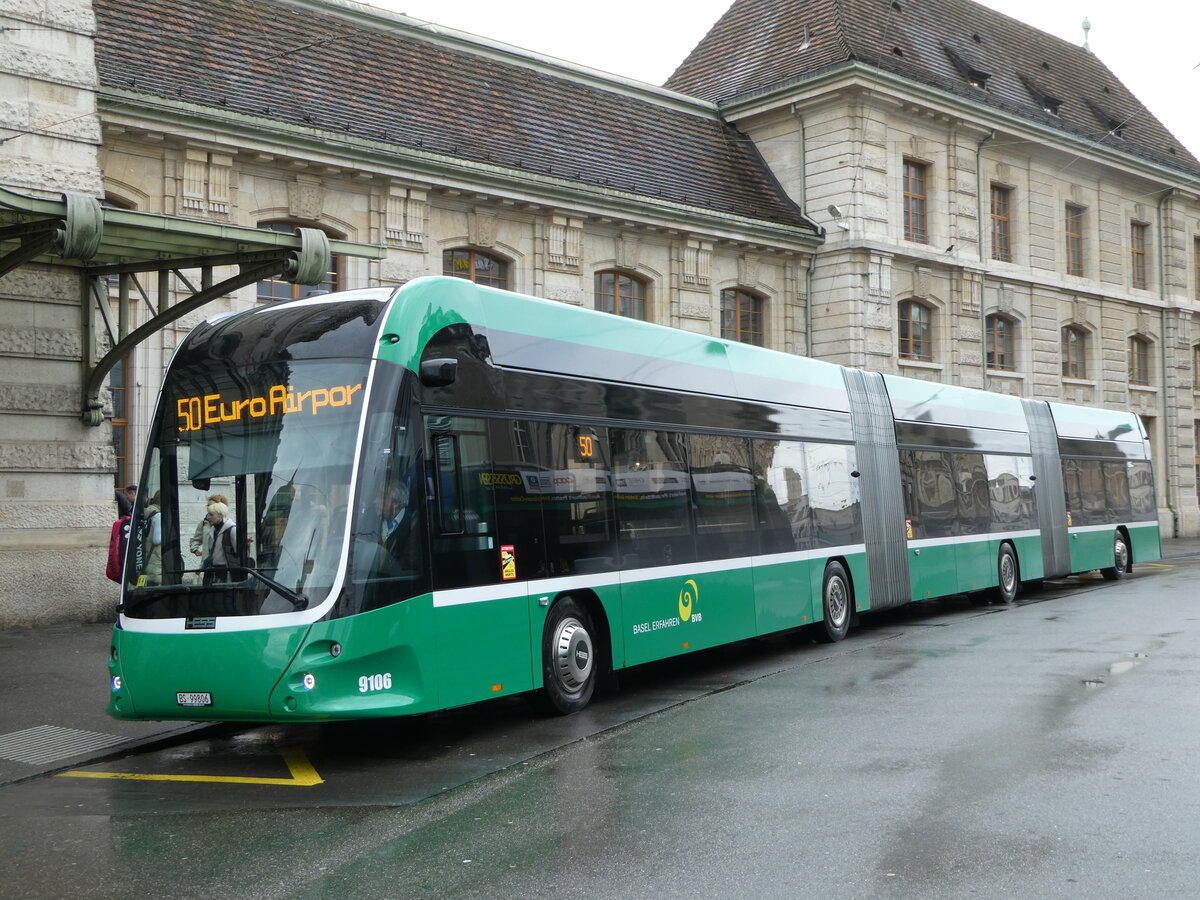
594 271 647 320
443 248 508 288
1061 325 1088 379
985 314 1016 372
720 289 764 346
1192 344 1200 391
1129 336 1152 386
898 300 933 361
257 221 341 303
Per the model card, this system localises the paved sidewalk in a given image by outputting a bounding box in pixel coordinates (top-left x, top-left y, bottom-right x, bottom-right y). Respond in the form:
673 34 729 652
1 537 1197 785
0 623 208 785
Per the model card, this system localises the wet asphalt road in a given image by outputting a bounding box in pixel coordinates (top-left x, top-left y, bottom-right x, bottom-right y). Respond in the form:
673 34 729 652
2 556 1197 898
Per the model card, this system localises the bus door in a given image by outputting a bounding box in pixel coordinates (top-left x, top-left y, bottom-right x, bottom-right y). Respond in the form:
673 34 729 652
426 415 540 708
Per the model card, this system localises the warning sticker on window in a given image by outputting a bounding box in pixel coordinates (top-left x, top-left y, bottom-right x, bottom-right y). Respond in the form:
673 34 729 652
500 544 517 581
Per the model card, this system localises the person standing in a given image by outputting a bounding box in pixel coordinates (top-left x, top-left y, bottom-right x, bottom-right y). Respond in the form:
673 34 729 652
201 500 240 584
189 493 229 564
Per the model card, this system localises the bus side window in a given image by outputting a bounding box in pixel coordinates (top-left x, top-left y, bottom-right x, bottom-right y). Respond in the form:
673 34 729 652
1128 461 1155 519
535 422 618 575
611 428 695 568
484 417 548 580
432 433 463 533
952 452 990 535
427 418 499 590
1102 461 1132 521
898 450 920 539
807 442 863 548
912 450 956 538
689 434 756 561
751 439 810 553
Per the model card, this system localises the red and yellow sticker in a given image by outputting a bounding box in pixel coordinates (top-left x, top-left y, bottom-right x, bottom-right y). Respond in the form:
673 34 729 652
500 544 516 581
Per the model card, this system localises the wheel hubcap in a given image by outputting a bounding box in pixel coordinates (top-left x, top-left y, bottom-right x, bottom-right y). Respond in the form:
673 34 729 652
1000 554 1016 593
1115 538 1129 573
552 617 593 693
826 577 848 627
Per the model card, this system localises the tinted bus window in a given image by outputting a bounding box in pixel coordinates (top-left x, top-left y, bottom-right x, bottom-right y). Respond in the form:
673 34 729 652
952 453 990 535
985 455 1036 531
902 450 956 539
689 434 756 560
1129 461 1156 520
752 439 811 553
486 418 548 581
807 443 863 547
1063 458 1106 526
427 416 498 589
530 422 618 576
611 429 694 568
1102 461 1133 521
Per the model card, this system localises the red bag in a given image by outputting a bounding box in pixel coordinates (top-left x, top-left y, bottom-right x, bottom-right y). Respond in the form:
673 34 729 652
106 515 130 583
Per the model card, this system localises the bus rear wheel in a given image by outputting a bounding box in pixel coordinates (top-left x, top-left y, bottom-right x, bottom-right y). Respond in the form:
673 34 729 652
994 543 1019 604
540 597 597 715
814 561 852 643
1101 532 1131 581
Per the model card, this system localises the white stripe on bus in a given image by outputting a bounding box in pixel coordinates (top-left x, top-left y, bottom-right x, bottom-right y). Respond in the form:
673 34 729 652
430 544 868 608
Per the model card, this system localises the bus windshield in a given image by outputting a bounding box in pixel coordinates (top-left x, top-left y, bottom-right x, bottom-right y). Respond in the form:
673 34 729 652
123 357 371 619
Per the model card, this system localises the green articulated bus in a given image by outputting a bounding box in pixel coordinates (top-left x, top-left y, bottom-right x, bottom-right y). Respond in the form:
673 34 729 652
108 276 1161 722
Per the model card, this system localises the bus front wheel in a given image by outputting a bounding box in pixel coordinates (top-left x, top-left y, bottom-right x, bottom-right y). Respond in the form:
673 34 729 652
1101 532 1131 581
540 597 597 715
815 561 852 643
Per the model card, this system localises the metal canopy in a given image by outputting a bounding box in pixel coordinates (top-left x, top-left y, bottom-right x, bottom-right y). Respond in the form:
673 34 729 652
0 187 384 425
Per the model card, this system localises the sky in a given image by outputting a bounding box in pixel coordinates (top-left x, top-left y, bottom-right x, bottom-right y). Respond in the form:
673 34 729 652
363 0 1200 160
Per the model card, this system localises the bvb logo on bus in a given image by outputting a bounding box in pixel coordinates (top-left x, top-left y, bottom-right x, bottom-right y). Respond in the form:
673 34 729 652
678 579 698 622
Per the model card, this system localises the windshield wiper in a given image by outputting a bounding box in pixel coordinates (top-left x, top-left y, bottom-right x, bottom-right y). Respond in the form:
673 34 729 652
119 567 309 613
233 565 309 610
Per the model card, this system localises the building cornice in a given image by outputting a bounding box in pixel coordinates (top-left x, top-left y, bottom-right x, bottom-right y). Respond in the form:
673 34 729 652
99 90 822 251
719 61 1200 191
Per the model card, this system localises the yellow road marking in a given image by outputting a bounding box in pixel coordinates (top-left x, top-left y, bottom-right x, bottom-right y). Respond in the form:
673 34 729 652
57 746 323 787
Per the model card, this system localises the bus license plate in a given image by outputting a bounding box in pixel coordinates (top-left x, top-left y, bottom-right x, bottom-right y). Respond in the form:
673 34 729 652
176 691 213 707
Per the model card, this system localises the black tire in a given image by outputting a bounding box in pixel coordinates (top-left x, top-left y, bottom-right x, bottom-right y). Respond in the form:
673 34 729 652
1101 532 1131 581
539 597 597 715
994 543 1019 604
814 561 852 643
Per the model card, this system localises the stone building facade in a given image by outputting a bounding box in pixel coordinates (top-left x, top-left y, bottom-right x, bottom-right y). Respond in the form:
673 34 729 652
0 0 113 625
667 0 1200 537
2 0 1198 626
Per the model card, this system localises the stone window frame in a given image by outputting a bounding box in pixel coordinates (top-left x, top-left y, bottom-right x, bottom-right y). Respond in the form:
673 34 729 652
898 298 934 362
1060 324 1090 380
903 159 930 244
1128 334 1153 386
985 312 1018 372
442 247 509 289
720 288 765 347
1130 221 1149 290
594 269 648 320
990 184 1013 262
1065 204 1086 278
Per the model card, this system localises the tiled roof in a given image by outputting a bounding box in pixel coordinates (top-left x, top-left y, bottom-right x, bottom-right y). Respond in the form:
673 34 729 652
665 0 1200 175
91 0 817 233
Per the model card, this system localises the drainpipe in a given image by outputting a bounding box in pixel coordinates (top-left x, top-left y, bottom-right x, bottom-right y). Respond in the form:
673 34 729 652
792 103 815 357
1156 190 1178 536
976 130 996 392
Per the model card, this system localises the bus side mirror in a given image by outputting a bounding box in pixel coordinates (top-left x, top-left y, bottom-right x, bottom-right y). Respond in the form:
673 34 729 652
420 358 458 387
